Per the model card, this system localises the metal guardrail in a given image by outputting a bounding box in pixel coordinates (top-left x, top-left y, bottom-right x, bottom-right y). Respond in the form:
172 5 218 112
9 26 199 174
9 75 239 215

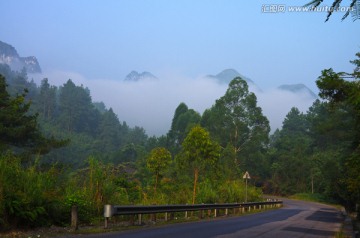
103 200 283 228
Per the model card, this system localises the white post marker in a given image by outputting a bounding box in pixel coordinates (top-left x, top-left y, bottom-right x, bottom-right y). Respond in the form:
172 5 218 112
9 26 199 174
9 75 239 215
243 171 251 202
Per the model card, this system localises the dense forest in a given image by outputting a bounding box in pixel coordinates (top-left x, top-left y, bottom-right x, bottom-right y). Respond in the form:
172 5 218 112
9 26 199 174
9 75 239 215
0 52 359 230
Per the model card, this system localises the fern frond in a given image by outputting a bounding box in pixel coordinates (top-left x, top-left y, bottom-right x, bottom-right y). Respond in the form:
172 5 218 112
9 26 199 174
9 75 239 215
325 0 343 22
304 0 324 8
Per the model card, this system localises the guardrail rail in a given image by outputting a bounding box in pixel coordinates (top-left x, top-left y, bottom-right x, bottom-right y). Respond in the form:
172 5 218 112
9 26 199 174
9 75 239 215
103 200 283 228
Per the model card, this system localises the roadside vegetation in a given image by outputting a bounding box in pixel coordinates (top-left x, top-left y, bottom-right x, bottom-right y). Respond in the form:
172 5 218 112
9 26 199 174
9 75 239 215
290 193 338 205
0 52 359 232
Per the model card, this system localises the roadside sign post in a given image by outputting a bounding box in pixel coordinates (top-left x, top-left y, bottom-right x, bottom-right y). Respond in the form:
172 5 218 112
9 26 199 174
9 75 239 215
243 171 251 202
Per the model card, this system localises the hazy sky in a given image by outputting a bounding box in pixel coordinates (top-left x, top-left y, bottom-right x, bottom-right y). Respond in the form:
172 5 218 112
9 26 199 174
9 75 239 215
1 0 359 135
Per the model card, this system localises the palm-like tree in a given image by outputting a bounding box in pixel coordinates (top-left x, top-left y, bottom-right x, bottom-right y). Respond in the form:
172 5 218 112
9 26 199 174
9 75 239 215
305 0 358 21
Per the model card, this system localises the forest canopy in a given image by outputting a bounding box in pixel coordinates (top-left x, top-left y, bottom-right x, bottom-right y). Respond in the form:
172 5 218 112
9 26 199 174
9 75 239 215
0 51 359 229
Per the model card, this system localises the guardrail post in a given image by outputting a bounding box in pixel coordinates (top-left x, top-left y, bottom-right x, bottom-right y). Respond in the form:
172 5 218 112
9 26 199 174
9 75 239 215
104 218 108 229
199 209 204 219
138 214 142 225
185 210 188 219
129 214 134 226
104 205 113 229
225 208 228 216
151 213 156 223
169 212 173 221
165 212 168 221
71 205 78 231
214 208 217 218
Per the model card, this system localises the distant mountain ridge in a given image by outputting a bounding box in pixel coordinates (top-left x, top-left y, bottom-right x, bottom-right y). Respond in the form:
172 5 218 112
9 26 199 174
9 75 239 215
206 69 254 85
124 71 157 81
207 68 317 99
0 40 41 73
278 84 317 99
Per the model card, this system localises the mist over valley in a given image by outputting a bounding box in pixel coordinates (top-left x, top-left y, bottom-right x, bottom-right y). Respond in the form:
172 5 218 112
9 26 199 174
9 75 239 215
29 67 317 136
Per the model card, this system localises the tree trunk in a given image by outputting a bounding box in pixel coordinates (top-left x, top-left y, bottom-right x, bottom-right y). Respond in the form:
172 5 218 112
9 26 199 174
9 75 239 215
192 168 199 204
233 125 239 165
234 145 238 165
154 172 158 195
311 173 314 194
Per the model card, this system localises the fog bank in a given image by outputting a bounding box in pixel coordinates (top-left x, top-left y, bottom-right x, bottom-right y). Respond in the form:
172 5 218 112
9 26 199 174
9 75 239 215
30 71 316 136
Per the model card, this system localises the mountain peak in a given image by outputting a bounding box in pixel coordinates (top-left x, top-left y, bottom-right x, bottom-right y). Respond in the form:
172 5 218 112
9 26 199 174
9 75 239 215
0 40 41 73
207 68 254 85
278 84 317 99
0 40 19 58
124 70 157 81
216 68 241 79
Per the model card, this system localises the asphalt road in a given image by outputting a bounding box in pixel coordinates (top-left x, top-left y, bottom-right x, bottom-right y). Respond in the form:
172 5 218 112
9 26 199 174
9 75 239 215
74 199 343 238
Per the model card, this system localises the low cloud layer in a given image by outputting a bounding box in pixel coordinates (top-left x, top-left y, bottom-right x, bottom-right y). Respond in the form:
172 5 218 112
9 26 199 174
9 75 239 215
256 89 315 133
30 71 316 136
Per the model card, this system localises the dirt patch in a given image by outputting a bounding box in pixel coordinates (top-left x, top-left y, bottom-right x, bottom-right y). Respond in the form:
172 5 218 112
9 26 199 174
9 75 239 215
0 226 74 238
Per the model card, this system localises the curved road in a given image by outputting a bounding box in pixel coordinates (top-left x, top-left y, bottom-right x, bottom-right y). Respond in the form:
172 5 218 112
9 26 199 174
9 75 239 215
77 199 343 238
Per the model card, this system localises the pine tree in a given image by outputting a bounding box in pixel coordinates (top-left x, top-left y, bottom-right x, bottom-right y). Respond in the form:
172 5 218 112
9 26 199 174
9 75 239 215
0 74 66 155
0 74 40 152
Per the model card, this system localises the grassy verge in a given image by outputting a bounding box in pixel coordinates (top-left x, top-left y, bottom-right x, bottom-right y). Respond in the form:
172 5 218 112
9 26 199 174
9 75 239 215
289 193 339 206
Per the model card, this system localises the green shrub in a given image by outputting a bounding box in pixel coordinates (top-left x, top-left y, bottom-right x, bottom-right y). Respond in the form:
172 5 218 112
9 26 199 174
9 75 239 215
0 153 66 229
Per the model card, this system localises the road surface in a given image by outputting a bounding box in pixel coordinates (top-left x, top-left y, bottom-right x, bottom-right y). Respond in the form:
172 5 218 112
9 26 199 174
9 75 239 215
72 199 343 238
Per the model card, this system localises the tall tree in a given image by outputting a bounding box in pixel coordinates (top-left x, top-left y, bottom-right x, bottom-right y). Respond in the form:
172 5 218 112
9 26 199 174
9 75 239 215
146 147 172 194
168 103 201 152
202 78 270 177
0 74 39 152
177 125 220 204
37 78 57 120
58 79 99 134
314 52 360 210
96 108 121 153
0 74 65 155
269 107 312 194
125 126 148 146
7 68 28 96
